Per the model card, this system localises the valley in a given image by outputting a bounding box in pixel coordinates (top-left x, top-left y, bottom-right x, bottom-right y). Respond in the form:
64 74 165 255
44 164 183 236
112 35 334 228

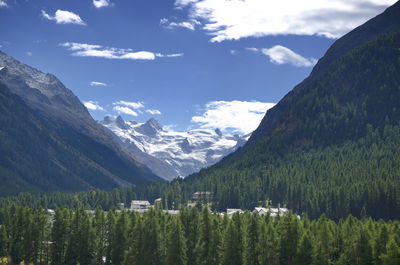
0 0 400 264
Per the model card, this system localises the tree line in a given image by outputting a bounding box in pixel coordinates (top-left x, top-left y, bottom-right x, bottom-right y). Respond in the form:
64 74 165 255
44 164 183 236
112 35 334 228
1 205 400 265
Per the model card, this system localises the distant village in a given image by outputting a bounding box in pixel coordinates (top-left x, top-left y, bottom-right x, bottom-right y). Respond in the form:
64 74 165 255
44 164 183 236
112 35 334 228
46 191 295 221
101 191 289 217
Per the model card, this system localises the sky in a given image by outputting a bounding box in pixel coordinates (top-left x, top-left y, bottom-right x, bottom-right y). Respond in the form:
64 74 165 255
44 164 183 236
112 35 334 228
0 0 396 135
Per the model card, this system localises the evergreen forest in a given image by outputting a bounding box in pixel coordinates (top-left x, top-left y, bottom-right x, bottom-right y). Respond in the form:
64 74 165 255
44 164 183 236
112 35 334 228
1 204 400 265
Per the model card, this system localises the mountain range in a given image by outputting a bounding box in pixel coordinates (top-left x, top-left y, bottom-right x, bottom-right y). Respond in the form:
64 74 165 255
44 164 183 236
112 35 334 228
0 51 161 195
101 116 249 180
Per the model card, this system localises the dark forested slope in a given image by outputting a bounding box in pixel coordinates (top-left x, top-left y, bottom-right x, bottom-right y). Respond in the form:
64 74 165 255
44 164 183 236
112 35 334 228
0 55 161 195
139 4 400 221
247 0 400 148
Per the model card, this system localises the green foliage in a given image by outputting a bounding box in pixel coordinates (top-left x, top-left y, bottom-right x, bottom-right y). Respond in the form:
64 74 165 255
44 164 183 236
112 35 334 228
380 238 400 265
166 217 187 265
2 204 400 265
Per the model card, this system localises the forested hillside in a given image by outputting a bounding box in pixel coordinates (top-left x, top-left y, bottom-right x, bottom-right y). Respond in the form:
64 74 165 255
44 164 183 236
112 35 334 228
0 82 160 195
135 29 400 221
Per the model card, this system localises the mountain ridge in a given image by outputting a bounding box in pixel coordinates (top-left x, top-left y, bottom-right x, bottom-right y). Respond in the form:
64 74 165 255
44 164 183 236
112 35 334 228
101 115 249 180
246 0 400 148
0 51 162 195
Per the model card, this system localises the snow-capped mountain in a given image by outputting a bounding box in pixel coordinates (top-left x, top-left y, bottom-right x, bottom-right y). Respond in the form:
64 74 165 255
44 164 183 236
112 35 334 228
101 116 250 180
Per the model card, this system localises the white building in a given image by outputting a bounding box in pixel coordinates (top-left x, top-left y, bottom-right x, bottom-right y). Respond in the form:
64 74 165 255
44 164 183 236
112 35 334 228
254 207 289 217
130 200 151 211
226 208 244 218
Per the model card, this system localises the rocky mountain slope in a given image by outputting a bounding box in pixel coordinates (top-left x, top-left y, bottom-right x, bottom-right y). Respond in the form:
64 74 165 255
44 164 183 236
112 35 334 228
101 116 249 180
0 52 161 195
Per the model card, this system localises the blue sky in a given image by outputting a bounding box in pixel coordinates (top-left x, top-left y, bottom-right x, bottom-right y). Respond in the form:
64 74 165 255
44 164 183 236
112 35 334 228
0 0 396 134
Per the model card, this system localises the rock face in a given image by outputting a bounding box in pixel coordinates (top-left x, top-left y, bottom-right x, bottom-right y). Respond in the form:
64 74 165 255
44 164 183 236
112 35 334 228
101 116 250 180
0 51 161 195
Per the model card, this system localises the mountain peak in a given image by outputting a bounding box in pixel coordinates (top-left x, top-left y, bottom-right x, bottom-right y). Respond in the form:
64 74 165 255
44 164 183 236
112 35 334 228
215 128 223 137
134 118 163 136
115 115 128 129
102 116 112 125
146 118 163 130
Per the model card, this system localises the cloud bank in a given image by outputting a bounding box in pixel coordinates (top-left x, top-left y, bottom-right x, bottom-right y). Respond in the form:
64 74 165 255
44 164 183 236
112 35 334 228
60 42 183 61
175 0 396 42
191 100 275 135
84 101 104 111
112 101 161 117
41 10 86 25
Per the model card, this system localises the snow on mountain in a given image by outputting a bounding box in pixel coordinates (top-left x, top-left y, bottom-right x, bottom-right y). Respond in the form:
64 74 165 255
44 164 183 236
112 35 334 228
101 116 250 180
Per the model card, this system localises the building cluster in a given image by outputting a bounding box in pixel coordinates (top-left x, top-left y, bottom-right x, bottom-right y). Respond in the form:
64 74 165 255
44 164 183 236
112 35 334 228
226 207 290 218
45 192 296 219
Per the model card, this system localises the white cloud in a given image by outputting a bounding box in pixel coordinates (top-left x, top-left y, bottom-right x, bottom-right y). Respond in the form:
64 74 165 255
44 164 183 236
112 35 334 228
191 100 275 135
245 47 259 52
146 109 162 115
84 101 104 111
41 10 86 26
155 53 184 58
27 52 32 56
246 45 316 67
114 100 144 109
175 0 199 8
60 42 182 61
262 45 317 67
177 0 396 42
160 18 198 31
230 49 238 55
113 106 138 117
93 0 111 8
0 0 8 8
112 101 162 117
90 81 107 87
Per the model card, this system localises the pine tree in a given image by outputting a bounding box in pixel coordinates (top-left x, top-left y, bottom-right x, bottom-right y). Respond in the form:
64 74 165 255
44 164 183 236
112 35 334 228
296 231 313 265
209 215 223 265
32 207 47 265
312 214 333 265
142 209 161 265
195 206 212 265
380 238 400 265
111 210 128 265
222 214 242 265
166 217 187 265
123 218 144 265
0 224 7 258
9 207 25 264
243 213 259 265
180 207 199 265
65 207 93 265
92 207 106 265
105 210 115 265
355 227 373 265
257 220 279 265
51 208 70 265
374 225 389 265
279 213 300 265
